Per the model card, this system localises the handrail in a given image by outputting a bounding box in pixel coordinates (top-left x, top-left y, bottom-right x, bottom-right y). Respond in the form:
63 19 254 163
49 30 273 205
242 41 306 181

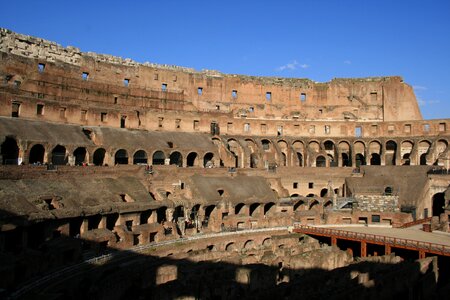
398 217 432 228
293 224 450 256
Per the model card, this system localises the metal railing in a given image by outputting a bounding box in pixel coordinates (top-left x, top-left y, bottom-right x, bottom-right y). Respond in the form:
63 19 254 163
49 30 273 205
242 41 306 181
293 224 450 256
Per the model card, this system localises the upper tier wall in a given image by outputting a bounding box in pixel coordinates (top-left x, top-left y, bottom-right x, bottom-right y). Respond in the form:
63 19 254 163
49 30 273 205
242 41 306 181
0 28 422 122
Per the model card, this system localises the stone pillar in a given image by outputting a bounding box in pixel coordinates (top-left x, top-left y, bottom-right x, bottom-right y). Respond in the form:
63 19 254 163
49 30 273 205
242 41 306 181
361 241 367 257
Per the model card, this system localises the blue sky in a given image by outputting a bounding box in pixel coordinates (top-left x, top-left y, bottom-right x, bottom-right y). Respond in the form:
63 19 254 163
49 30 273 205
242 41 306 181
1 0 449 119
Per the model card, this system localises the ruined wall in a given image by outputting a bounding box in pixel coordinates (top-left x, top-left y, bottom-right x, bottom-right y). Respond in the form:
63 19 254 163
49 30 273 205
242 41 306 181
0 28 425 134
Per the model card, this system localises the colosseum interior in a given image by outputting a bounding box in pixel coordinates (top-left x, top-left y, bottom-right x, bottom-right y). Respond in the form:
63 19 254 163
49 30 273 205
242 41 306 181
0 28 449 299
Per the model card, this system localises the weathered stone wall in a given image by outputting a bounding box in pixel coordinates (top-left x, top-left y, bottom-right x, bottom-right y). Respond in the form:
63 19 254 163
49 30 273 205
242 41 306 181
354 195 400 212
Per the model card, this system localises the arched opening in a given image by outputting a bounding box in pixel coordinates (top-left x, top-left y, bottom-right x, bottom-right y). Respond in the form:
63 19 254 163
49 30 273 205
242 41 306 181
355 153 365 167
386 141 397 165
264 202 276 216
133 150 148 165
205 205 216 220
235 203 245 215
225 242 236 252
309 200 319 210
173 205 184 220
250 153 258 168
169 151 183 167
320 188 328 197
324 200 333 209
249 203 260 217
281 152 287 166
73 147 87 165
114 149 128 165
294 200 305 211
1 137 19 165
296 152 303 167
402 153 410 166
306 194 315 198
432 193 445 217
384 186 393 196
243 240 255 250
186 152 198 167
261 139 271 151
262 238 272 246
316 155 326 167
93 148 106 166
370 153 381 165
203 152 214 168
342 153 350 167
324 141 334 150
420 153 427 165
52 145 67 165
157 206 167 223
152 151 165 165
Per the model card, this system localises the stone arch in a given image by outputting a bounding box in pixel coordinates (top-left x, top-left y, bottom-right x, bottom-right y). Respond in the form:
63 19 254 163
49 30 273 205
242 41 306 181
432 192 445 217
114 149 128 165
204 205 216 220
309 199 320 210
203 152 214 168
152 150 166 165
316 155 326 167
401 141 414 165
73 147 87 165
169 151 183 167
262 238 272 246
324 200 333 209
243 240 255 250
1 137 19 165
385 140 397 165
308 141 320 152
52 145 67 165
186 152 198 167
93 148 106 166
227 139 243 168
292 141 305 166
249 203 261 217
225 242 237 252
235 203 245 215
368 141 381 165
261 139 272 151
294 200 306 211
338 141 351 167
320 188 328 197
133 150 148 165
264 202 276 216
354 141 366 167
418 140 431 165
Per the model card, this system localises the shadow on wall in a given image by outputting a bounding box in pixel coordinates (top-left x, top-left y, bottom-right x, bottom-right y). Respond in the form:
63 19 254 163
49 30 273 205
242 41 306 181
0 208 448 300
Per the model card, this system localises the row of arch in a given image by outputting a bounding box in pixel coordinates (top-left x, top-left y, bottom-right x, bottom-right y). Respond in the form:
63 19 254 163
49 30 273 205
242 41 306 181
0 137 216 167
224 137 449 168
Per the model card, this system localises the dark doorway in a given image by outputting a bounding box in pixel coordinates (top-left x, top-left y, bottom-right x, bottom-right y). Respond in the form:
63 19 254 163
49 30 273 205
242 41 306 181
29 144 45 164
170 151 183 167
186 152 198 167
432 193 445 217
115 149 128 165
316 156 326 167
1 137 19 165
342 153 351 167
73 147 87 165
52 145 67 165
152 151 165 165
93 148 106 166
370 153 381 165
133 150 148 165
355 153 365 167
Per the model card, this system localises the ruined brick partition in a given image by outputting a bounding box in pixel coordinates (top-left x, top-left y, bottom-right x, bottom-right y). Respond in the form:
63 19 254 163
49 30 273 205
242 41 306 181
0 28 449 299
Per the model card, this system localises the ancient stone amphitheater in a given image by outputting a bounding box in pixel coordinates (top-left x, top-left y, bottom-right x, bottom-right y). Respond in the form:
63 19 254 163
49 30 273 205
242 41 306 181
0 28 449 299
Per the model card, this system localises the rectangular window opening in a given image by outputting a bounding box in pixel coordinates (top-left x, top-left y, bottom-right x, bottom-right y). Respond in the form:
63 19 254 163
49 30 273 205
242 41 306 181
101 112 107 122
12 102 20 118
324 125 330 134
355 126 362 137
59 107 66 119
162 83 167 92
37 104 44 115
232 90 238 99
261 124 267 134
123 78 130 87
82 72 89 81
404 124 411 133
439 123 446 132
154 74 159 80
81 110 87 121
308 182 314 189
38 63 45 73
300 93 306 102
193 120 199 130
120 116 127 128
309 125 315 134
198 87 203 95
423 124 430 132
244 123 250 132
266 92 272 101
227 122 233 132
293 182 298 189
